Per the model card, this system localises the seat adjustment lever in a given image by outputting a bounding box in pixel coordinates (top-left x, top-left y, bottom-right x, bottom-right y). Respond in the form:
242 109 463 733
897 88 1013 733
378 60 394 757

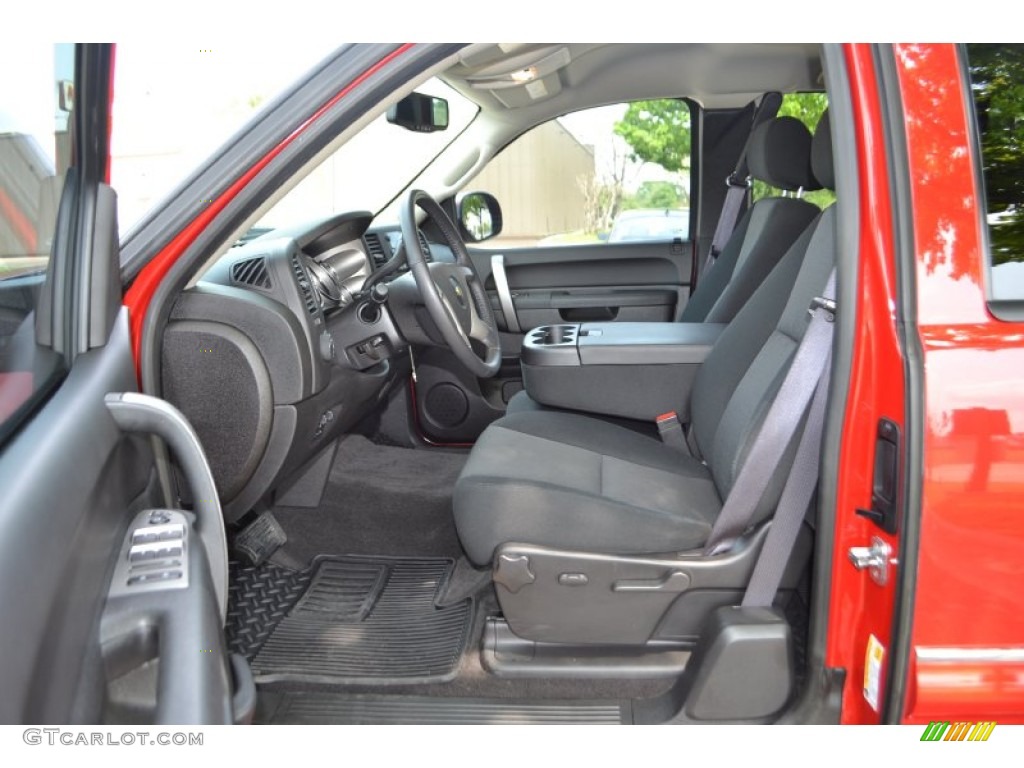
612 570 690 593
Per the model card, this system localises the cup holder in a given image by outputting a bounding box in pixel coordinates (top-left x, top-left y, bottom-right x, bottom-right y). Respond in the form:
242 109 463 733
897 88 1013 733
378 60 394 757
529 324 578 346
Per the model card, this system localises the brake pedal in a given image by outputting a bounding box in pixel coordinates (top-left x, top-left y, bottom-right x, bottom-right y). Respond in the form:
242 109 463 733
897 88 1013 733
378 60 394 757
233 511 287 566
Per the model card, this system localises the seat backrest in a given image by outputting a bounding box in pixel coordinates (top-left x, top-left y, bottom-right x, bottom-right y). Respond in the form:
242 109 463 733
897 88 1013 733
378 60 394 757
690 110 835 522
680 116 821 324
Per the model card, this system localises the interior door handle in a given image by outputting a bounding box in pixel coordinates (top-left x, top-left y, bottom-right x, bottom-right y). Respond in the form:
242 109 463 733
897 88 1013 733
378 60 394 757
491 254 521 333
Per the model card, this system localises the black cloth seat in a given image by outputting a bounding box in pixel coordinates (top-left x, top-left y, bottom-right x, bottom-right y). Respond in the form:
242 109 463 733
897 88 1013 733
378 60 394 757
453 410 719 564
454 112 836 567
679 115 820 324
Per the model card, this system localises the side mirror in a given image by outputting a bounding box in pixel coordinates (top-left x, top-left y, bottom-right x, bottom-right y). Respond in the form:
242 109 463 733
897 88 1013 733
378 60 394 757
457 192 503 243
386 92 449 133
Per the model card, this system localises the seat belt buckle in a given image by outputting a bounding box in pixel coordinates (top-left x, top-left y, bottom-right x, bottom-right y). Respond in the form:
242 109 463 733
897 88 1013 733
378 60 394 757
656 411 688 451
808 296 837 322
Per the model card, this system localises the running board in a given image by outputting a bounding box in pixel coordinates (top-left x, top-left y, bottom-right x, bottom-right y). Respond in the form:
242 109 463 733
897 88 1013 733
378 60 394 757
482 617 691 679
260 691 629 724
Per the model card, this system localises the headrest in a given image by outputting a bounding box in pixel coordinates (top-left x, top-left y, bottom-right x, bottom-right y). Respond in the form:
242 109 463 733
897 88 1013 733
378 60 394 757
747 116 820 192
811 109 834 190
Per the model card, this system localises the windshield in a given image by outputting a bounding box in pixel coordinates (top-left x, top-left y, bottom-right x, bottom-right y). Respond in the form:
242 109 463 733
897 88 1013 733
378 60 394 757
254 78 477 232
112 42 341 232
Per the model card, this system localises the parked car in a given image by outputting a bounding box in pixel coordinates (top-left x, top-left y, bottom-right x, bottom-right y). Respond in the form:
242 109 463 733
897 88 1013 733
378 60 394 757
608 208 689 243
1 43 1022 729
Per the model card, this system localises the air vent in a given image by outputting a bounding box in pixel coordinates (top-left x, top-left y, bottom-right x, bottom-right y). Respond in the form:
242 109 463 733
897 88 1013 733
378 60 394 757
364 233 388 268
230 257 271 289
290 254 320 316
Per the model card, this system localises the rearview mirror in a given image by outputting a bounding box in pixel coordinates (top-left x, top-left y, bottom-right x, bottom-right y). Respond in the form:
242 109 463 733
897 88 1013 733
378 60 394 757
386 92 449 133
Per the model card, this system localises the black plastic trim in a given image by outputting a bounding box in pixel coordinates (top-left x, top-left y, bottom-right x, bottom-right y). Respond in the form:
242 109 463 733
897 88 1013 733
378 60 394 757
71 46 118 357
482 617 689 679
688 97 703 294
0 311 156 722
74 44 113 187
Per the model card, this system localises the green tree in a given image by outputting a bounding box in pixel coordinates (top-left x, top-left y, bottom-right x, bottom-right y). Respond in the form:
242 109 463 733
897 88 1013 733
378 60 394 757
776 92 829 129
968 44 1024 266
623 180 687 211
613 99 691 172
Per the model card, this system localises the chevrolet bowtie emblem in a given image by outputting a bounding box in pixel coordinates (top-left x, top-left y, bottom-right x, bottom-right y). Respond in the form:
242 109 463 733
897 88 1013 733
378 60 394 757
449 277 467 307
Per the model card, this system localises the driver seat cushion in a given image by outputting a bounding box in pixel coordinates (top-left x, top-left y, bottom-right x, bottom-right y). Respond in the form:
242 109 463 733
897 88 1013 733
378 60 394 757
453 410 720 565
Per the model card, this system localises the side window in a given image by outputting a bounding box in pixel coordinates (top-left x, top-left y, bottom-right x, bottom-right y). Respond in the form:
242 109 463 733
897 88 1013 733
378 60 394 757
966 44 1024 302
469 100 693 248
0 44 73 442
751 92 833 209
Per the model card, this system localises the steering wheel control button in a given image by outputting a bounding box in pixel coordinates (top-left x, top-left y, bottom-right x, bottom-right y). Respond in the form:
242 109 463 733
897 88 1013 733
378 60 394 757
108 510 191 598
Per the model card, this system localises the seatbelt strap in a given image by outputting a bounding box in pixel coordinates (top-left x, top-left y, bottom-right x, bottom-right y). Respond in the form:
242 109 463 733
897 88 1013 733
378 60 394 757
742 348 831 607
704 92 783 275
703 268 836 555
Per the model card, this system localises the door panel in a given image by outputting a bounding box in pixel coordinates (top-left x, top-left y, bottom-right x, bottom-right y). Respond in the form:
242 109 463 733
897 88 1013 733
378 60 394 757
0 311 156 721
479 240 691 326
0 44 238 725
491 243 689 328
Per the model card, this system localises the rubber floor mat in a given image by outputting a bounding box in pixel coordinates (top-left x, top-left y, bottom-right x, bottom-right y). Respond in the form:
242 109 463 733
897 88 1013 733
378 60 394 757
236 556 472 684
226 561 313 661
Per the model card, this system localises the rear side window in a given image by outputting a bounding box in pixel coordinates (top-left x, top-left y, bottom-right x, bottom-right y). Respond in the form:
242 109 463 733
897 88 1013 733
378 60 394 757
966 44 1024 302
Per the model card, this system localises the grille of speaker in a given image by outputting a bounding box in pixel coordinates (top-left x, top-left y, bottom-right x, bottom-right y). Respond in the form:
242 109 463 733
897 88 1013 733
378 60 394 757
424 383 469 428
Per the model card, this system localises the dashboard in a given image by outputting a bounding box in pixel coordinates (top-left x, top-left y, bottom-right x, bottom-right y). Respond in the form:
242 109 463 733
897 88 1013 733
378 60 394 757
161 210 453 520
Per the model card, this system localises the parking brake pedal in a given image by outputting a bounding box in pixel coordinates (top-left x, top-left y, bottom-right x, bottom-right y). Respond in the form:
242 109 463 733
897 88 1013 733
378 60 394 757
234 511 287 566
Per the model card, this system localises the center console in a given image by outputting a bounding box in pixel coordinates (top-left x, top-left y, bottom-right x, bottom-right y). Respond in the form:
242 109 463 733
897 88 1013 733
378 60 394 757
520 322 725 422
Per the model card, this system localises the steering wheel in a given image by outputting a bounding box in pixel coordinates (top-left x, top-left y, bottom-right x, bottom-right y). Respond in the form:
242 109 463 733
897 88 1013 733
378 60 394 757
400 189 501 378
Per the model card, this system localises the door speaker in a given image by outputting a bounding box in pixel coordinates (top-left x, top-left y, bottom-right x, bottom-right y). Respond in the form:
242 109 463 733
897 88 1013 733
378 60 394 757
424 382 469 428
